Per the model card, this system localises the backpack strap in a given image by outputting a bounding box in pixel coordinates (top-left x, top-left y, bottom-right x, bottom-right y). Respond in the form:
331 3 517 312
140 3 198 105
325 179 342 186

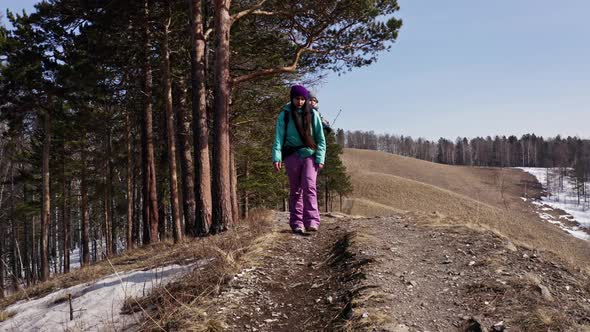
283 109 289 147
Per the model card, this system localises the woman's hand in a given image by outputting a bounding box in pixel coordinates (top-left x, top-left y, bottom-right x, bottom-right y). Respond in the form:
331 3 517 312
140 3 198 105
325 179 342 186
273 162 282 172
317 163 324 170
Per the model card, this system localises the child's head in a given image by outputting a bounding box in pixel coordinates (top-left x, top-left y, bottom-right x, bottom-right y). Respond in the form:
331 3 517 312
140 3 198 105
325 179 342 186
309 91 318 108
290 85 309 108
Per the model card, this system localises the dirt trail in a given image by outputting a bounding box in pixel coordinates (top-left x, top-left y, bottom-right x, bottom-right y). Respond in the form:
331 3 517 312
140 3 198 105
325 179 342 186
214 212 348 331
213 212 590 332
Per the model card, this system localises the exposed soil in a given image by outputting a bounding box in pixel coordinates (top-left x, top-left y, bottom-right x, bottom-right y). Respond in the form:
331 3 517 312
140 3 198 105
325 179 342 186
211 211 590 332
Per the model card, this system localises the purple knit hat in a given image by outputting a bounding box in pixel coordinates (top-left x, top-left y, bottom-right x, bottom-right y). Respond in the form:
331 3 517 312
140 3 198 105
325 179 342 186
290 85 309 100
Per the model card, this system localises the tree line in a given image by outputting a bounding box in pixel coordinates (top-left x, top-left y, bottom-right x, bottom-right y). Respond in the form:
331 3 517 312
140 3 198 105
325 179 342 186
0 1 398 295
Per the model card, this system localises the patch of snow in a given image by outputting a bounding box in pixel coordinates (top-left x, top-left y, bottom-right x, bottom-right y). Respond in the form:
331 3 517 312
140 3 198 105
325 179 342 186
520 197 527 201
539 213 553 220
0 262 202 332
566 229 590 241
518 167 590 241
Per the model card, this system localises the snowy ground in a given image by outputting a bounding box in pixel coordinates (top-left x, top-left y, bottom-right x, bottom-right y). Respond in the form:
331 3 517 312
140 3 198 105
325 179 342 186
50 240 127 275
0 262 203 331
518 167 590 241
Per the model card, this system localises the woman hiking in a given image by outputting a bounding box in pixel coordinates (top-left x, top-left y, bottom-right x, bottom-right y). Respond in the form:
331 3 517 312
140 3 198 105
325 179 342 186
272 85 326 234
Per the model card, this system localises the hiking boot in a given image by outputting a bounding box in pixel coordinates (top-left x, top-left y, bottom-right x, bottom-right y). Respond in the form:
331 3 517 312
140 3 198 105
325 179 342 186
307 226 318 232
292 227 305 235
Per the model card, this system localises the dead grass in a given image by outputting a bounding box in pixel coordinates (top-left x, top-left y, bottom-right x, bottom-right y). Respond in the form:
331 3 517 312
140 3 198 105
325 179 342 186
0 310 15 322
120 209 276 331
342 148 590 271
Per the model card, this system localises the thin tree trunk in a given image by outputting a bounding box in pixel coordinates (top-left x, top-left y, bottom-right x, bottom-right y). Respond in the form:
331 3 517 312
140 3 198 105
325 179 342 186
32 215 37 282
0 230 3 297
62 152 70 273
0 220 4 298
24 188 31 285
325 176 329 213
211 0 233 234
176 78 196 235
133 160 141 246
243 158 249 219
41 111 51 281
141 112 151 245
189 0 211 236
125 111 134 249
81 150 90 267
10 162 21 290
230 143 239 223
163 2 182 243
104 130 112 257
144 0 160 243
0 163 6 296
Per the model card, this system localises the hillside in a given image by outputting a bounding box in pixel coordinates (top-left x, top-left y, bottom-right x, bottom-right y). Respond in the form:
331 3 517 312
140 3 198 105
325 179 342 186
341 148 590 270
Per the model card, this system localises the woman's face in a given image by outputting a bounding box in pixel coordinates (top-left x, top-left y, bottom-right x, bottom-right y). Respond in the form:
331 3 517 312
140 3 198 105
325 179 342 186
292 96 306 108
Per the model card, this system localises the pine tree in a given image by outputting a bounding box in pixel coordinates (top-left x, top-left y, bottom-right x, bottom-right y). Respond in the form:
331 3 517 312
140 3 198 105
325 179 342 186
318 131 353 212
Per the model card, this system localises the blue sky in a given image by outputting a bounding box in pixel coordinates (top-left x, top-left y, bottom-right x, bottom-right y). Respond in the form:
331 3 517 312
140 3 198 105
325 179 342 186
3 0 589 140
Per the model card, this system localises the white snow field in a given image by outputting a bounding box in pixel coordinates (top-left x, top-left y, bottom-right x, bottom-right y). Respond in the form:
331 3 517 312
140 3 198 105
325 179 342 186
519 167 590 241
0 263 198 331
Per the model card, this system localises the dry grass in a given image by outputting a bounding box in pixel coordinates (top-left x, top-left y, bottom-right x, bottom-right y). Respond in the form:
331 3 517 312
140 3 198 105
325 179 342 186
0 310 15 322
342 148 590 270
121 209 277 331
463 268 590 331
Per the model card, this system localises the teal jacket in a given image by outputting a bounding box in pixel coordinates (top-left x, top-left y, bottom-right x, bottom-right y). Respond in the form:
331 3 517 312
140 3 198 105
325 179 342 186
272 103 326 164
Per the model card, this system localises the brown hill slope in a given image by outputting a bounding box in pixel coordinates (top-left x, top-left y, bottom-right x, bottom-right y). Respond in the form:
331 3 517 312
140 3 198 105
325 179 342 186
341 148 590 270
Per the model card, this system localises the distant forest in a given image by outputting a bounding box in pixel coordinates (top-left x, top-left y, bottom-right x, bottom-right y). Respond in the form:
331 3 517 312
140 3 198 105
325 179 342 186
338 129 589 196
339 130 589 168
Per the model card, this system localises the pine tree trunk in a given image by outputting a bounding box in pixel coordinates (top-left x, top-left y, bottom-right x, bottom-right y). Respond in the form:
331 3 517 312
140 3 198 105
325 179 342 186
23 188 31 286
104 131 112 257
176 79 197 235
230 144 239 223
141 115 151 245
243 158 249 219
11 162 21 290
81 150 90 267
41 111 51 281
62 153 70 273
211 0 233 234
125 111 134 249
32 215 37 282
110 191 117 255
133 161 141 246
144 0 159 243
0 221 4 298
189 0 211 236
325 177 329 213
163 4 183 243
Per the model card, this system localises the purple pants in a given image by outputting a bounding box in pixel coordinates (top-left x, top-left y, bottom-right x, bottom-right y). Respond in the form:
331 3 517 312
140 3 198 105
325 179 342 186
284 154 321 230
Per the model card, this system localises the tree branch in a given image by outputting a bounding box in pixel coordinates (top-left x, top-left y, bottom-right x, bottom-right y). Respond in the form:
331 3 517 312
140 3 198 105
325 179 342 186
231 0 269 25
231 46 310 85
